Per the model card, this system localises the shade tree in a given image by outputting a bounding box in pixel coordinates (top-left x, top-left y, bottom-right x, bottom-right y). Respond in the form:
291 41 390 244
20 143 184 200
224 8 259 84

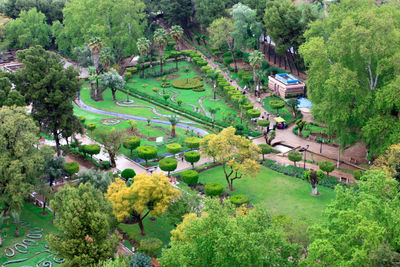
97 129 126 168
76 168 114 193
106 173 180 236
200 127 261 191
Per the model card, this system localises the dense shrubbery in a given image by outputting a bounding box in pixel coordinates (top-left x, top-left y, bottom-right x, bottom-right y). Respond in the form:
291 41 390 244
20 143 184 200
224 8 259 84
138 238 163 257
181 170 199 185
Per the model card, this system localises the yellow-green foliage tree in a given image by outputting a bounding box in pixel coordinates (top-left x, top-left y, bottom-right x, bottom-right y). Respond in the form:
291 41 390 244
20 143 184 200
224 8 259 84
106 172 180 235
200 126 261 191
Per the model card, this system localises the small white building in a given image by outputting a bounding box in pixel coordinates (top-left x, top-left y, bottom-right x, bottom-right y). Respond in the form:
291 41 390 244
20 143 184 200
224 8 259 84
268 73 305 98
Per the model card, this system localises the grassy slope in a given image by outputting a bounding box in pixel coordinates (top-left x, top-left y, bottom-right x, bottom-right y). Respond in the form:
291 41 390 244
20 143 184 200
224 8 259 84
199 166 335 223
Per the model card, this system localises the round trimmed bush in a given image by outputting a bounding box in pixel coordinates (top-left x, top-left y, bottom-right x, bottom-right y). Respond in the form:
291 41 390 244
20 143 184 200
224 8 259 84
230 194 249 206
123 136 141 156
65 162 79 176
86 123 96 132
78 116 86 124
184 151 200 169
83 144 101 158
159 158 178 176
139 238 163 257
257 120 270 127
172 78 203 89
247 109 261 118
181 170 199 185
184 137 200 149
166 143 182 154
121 168 136 180
205 182 223 197
137 146 158 167
241 103 254 110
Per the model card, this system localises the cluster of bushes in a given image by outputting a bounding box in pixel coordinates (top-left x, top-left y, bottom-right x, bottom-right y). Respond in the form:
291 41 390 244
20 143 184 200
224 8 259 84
262 159 346 189
62 142 111 170
124 67 138 81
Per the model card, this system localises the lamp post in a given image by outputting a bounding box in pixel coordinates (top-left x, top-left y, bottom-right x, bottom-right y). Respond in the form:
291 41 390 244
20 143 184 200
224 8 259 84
303 144 309 170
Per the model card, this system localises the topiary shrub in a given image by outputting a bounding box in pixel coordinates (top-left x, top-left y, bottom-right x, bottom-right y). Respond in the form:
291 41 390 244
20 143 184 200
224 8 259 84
172 78 203 89
181 170 199 185
142 84 149 88
83 144 101 158
121 168 136 180
257 120 270 127
86 123 97 133
126 67 138 74
124 72 133 81
184 137 200 150
166 143 182 154
78 116 86 124
123 136 141 157
241 103 254 110
100 160 111 170
130 252 152 267
205 182 223 197
184 151 200 169
288 151 302 167
230 194 249 206
247 109 261 118
137 146 158 167
65 162 79 177
138 238 163 257
159 158 178 176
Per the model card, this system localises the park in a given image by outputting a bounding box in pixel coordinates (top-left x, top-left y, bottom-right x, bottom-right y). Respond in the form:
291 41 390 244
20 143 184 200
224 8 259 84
0 0 399 266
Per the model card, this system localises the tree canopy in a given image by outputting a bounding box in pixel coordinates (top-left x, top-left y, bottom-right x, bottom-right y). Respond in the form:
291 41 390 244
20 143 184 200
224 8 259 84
300 0 400 158
54 0 146 61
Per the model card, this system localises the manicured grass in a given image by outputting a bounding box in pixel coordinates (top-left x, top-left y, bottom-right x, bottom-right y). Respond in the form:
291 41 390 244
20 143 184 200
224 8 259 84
0 202 62 266
118 214 174 255
263 96 293 122
73 105 200 157
125 61 238 121
198 166 335 223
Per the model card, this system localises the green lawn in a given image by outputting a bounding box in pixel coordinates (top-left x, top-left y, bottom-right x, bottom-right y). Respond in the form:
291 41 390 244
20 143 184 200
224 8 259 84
125 61 239 122
0 202 62 266
199 166 335 223
73 105 200 157
263 96 294 122
118 214 174 256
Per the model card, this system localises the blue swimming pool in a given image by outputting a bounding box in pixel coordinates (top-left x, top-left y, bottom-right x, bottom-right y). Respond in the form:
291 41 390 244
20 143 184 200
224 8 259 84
297 97 312 109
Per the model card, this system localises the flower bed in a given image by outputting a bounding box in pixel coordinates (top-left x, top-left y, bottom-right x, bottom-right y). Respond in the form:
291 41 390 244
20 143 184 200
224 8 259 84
172 78 203 89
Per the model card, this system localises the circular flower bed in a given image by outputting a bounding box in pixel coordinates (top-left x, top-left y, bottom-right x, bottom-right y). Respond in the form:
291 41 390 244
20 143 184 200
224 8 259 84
172 78 203 89
100 118 122 126
116 100 136 107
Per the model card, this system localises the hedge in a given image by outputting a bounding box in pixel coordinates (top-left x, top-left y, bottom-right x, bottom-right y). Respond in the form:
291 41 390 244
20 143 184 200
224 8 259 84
205 182 223 197
172 78 203 89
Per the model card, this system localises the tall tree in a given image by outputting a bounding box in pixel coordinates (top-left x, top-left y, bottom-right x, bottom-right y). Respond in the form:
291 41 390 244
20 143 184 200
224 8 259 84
208 17 238 72
76 169 114 194
14 46 81 156
249 50 264 91
153 28 168 75
47 183 119 267
170 25 184 69
200 127 261 191
160 199 300 266
106 173 180 236
158 0 192 28
0 106 47 212
302 170 400 266
193 0 227 29
299 0 400 159
5 8 51 49
100 68 125 101
54 0 146 62
97 129 125 168
231 3 262 50
136 37 150 78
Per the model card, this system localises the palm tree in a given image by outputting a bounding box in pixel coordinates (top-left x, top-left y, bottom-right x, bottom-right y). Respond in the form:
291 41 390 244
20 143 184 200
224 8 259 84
137 37 150 78
207 107 220 128
88 37 103 72
153 28 169 75
168 115 179 137
249 50 264 96
170 25 184 70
